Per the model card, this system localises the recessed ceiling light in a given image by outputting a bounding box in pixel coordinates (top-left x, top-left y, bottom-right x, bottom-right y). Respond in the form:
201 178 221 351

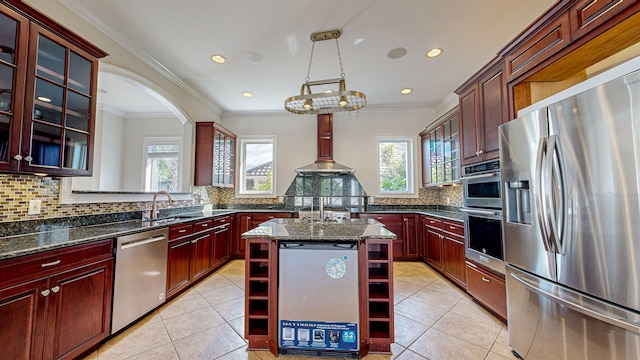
242 92 253 98
387 47 407 59
244 51 263 64
211 54 226 64
37 96 52 102
426 48 442 58
400 88 412 95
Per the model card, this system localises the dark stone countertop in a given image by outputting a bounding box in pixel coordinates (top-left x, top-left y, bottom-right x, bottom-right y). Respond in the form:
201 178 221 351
241 218 397 241
0 210 236 261
0 207 461 261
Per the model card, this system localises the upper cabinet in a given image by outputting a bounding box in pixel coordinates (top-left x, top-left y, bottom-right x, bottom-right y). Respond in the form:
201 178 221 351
456 61 507 166
420 108 460 186
194 122 236 187
0 1 107 176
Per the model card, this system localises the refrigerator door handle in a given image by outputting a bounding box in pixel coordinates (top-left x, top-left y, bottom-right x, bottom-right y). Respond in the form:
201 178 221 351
510 272 640 333
535 137 552 252
544 135 563 254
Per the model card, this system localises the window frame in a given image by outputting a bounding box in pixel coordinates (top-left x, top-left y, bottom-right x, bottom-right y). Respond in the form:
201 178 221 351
142 136 182 192
237 136 277 198
376 135 417 197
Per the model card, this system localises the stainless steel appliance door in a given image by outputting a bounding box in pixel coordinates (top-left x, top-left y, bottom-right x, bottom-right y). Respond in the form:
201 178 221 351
462 207 505 274
548 69 640 311
506 265 640 360
499 108 556 281
278 242 359 323
112 228 168 334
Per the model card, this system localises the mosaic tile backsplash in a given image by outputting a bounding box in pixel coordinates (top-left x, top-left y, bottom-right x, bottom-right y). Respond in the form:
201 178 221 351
0 174 462 224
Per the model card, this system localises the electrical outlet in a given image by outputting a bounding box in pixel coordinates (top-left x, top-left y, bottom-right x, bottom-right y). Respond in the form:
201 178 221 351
28 199 41 215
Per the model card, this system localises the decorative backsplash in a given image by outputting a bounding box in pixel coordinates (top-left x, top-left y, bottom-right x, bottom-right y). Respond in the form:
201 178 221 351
0 174 462 223
0 174 194 223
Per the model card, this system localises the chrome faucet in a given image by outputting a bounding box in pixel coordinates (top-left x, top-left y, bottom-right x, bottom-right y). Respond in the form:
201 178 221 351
151 190 174 220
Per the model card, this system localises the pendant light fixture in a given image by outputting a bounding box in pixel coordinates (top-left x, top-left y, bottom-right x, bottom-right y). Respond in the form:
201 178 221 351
284 29 366 114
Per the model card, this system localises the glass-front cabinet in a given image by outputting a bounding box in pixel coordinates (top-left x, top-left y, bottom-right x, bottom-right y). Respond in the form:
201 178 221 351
0 5 27 172
194 122 236 187
421 108 460 186
0 1 106 176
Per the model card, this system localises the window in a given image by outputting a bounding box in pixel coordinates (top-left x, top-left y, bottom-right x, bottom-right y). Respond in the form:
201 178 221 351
238 136 276 197
377 136 415 195
143 137 181 192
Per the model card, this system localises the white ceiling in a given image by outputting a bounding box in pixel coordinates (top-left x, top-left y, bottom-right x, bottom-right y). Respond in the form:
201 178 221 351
50 0 556 115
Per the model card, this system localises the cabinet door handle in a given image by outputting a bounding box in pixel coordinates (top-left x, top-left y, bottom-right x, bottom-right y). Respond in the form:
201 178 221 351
449 226 456 230
41 260 61 268
24 155 33 162
51 286 60 293
201 223 209 227
178 229 187 233
482 277 491 283
41 289 50 297
13 154 22 161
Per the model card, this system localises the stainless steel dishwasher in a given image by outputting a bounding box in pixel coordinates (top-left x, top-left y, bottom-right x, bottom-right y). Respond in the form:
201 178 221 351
112 228 168 334
278 241 359 356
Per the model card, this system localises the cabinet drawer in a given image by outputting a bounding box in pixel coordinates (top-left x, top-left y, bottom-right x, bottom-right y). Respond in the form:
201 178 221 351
569 0 639 40
424 216 443 230
360 214 403 223
251 212 290 222
194 219 213 233
505 12 571 81
0 239 112 285
214 216 231 227
169 223 193 238
442 220 464 237
466 261 507 319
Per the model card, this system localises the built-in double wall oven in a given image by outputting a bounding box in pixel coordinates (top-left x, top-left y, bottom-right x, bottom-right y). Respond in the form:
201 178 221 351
461 159 504 274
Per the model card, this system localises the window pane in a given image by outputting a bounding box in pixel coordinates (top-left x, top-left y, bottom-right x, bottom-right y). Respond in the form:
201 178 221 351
0 114 9 162
65 90 90 131
34 78 64 125
31 122 61 166
145 143 179 192
379 140 409 192
68 51 92 94
0 63 14 113
63 130 87 170
37 35 66 85
0 12 18 65
240 138 275 195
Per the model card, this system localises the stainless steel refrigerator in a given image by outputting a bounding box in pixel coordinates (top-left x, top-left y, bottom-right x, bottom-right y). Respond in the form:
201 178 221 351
500 61 640 359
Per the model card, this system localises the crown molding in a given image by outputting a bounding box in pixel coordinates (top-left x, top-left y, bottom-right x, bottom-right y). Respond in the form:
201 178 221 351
59 0 223 117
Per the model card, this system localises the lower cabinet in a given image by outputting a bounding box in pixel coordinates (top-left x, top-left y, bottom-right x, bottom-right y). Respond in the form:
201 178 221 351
358 213 419 260
465 261 507 320
213 216 232 265
0 240 113 360
234 212 291 258
421 215 466 288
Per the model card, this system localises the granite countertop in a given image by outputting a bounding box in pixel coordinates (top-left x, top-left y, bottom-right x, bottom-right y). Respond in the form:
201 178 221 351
241 218 397 241
0 209 236 261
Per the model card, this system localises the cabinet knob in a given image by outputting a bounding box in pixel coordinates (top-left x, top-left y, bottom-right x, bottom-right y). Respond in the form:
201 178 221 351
477 149 484 156
481 277 491 283
13 154 22 161
24 155 33 162
51 286 60 293
191 239 198 244
41 260 61 268
41 289 51 297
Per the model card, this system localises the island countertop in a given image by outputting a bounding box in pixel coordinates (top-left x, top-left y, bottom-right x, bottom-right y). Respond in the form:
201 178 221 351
241 218 397 241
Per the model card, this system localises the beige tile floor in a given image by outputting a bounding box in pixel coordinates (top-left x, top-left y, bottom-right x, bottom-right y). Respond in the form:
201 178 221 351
83 260 513 360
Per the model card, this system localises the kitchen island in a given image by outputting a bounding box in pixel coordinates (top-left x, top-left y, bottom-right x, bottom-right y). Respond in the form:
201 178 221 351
242 218 396 357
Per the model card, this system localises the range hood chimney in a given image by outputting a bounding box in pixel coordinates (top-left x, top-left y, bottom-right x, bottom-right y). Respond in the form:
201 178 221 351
295 114 355 174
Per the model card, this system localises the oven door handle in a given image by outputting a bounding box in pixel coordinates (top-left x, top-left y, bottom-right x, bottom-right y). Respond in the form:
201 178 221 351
461 172 498 181
461 208 498 216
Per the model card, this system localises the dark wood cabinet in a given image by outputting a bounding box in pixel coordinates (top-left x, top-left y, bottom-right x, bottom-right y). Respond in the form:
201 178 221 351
402 214 419 260
234 212 291 258
190 220 213 282
569 0 638 39
245 238 276 352
505 12 572 82
358 214 405 260
364 239 394 354
423 216 444 270
421 215 466 288
420 108 460 186
442 220 466 288
458 62 507 166
0 1 107 176
0 239 113 360
213 216 232 265
466 261 507 320
167 223 193 298
194 122 236 187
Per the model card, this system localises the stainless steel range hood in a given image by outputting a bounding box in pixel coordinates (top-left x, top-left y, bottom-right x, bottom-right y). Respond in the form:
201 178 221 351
295 114 355 175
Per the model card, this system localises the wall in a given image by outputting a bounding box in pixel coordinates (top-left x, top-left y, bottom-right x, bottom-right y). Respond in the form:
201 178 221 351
221 108 437 198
